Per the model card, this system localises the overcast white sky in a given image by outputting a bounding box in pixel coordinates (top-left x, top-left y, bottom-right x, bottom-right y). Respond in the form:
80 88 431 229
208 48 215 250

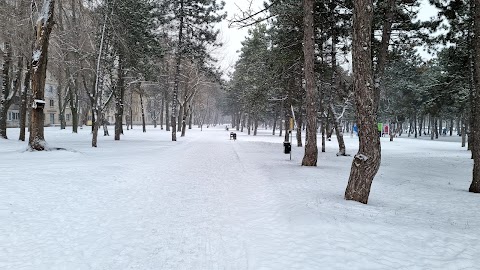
215 0 263 78
216 0 440 78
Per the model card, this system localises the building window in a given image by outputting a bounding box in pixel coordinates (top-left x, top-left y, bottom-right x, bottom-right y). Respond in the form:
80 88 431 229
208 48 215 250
50 113 55 124
50 100 54 107
66 114 71 121
7 112 19 121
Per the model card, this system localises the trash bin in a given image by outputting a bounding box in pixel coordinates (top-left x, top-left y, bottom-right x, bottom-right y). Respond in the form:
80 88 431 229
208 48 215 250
283 142 291 154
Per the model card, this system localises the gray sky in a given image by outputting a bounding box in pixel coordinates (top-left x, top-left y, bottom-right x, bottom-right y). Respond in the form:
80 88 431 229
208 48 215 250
215 0 263 77
216 0 440 77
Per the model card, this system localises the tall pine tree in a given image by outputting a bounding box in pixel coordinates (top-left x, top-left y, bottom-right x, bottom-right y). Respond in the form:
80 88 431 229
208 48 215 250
161 0 225 141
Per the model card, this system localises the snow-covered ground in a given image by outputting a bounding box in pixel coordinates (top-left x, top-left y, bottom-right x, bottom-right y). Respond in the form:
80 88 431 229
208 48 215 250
1 126 478 269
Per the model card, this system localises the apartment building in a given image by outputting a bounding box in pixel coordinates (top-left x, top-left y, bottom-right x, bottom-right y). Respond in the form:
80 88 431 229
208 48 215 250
4 71 74 128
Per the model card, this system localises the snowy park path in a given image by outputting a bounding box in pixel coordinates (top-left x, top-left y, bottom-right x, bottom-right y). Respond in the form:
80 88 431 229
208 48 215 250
1 127 480 269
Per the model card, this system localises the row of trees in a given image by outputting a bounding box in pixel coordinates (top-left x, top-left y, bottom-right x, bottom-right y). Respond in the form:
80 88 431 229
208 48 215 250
1 0 479 203
0 0 226 148
225 0 480 202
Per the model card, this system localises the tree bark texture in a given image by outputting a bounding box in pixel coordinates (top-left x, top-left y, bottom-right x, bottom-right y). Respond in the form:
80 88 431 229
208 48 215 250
140 92 146 133
57 81 66 129
469 2 476 153
114 54 125 141
0 46 21 139
329 0 346 156
301 0 318 166
19 62 31 141
296 114 303 147
171 0 184 141
321 120 326 153
0 43 12 139
284 114 289 142
188 106 193 129
160 95 164 130
165 91 170 131
374 0 395 112
29 1 55 150
345 0 381 204
414 113 418 138
178 104 184 132
462 115 467 147
469 0 480 193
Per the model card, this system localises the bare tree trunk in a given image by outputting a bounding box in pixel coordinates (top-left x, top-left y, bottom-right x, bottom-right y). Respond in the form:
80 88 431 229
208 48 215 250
296 113 303 147
279 109 283 137
301 0 318 166
92 113 100 147
0 46 21 139
450 118 454 136
67 0 79 134
238 112 242 131
57 81 66 129
19 62 31 141
129 102 133 130
469 4 476 153
165 92 170 131
430 116 435 140
181 103 187 136
29 1 55 150
171 0 185 142
140 92 146 133
188 106 193 129
328 0 346 156
102 112 109 136
321 119 326 153
408 119 412 137
0 43 12 139
114 54 125 140
91 108 96 133
254 117 258 136
178 104 183 132
427 116 431 135
240 113 244 132
374 0 396 111
69 78 79 133
91 10 109 147
470 0 480 192
414 113 418 138
456 117 460 135
419 115 423 136
462 115 467 147
160 94 164 130
326 114 333 141
439 117 443 136
345 0 381 204
153 110 157 128
284 114 290 143
272 113 277 135
330 105 347 156
390 122 395 141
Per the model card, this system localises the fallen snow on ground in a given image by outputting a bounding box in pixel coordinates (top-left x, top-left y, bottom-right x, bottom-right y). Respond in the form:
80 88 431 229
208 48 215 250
1 126 478 269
